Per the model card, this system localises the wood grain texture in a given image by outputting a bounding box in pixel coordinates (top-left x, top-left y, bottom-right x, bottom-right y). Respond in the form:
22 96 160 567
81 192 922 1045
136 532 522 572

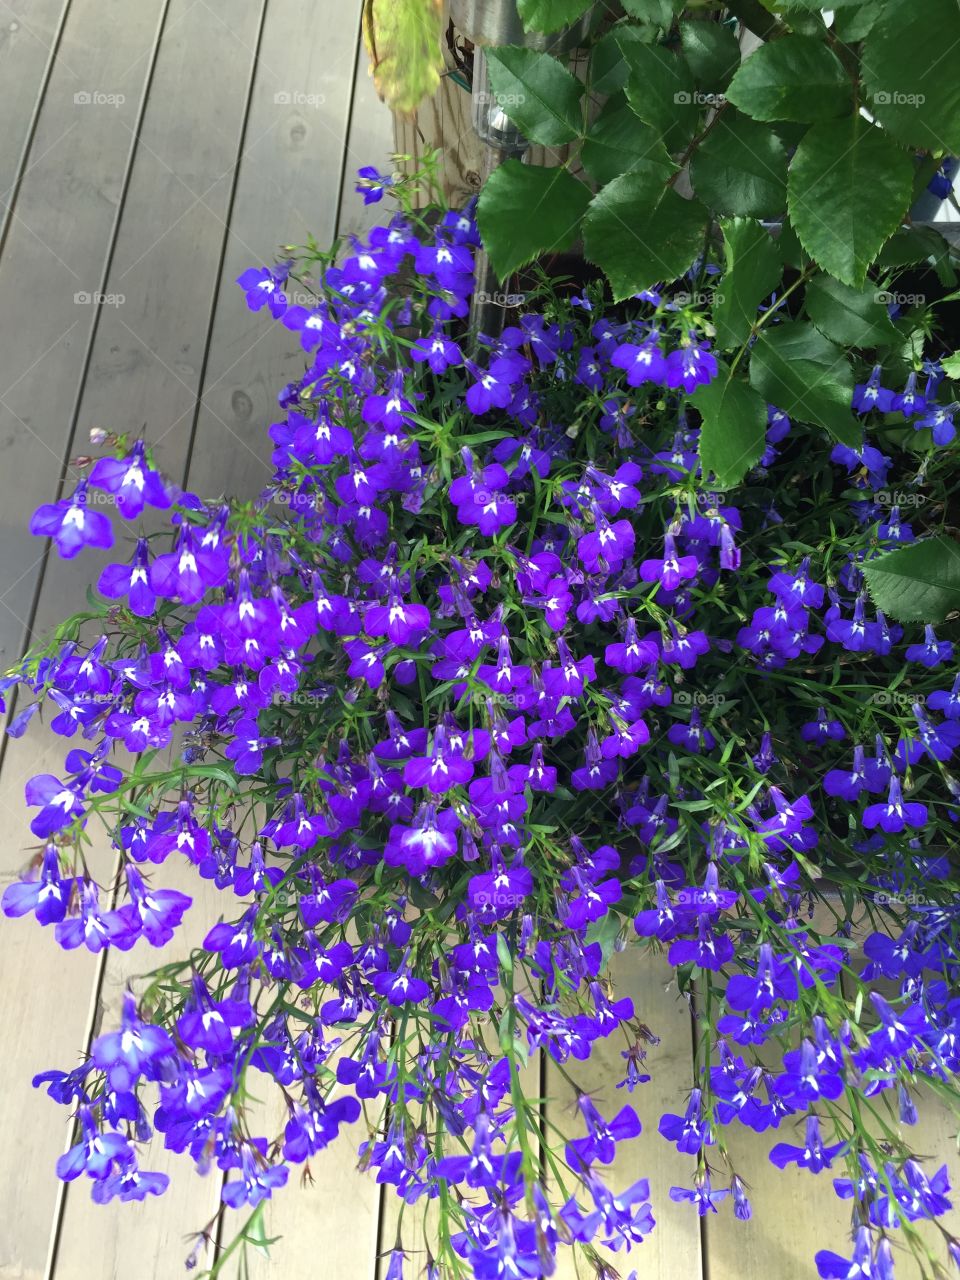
0 0 168 672
0 3 170 1274
35 2 268 1274
185 0 366 506
0 0 73 245
547 947 704 1280
335 18 397 243
0 726 111 1280
51 859 226 1280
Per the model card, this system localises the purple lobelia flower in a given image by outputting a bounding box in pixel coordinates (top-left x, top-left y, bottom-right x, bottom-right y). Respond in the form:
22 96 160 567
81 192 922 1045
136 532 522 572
640 532 699 592
862 778 927 833
30 479 113 559
355 164 393 204
88 440 172 519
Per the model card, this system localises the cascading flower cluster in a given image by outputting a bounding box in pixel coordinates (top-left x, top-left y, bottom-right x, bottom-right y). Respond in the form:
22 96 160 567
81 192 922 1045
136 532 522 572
4 172 960 1280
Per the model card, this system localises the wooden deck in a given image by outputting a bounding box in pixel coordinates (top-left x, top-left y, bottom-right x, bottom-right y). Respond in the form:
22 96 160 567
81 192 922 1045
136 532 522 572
0 4 957 1279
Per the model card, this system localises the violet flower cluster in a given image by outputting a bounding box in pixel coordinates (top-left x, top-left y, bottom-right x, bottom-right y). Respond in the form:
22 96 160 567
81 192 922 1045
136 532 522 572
5 177 960 1280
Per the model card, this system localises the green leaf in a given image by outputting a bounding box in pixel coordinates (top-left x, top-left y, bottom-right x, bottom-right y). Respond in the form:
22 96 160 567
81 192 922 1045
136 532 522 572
477 161 591 279
680 19 741 90
776 216 806 270
584 911 622 966
863 0 960 153
767 0 867 7
581 94 675 186
749 320 860 444
516 0 592 34
804 274 899 348
834 1 883 42
788 115 913 287
485 46 584 146
713 218 783 349
692 366 769 485
878 225 951 269
495 932 514 973
725 35 851 122
620 40 699 150
862 537 960 623
622 0 683 22
590 25 656 95
690 110 788 218
582 172 707 301
942 352 960 379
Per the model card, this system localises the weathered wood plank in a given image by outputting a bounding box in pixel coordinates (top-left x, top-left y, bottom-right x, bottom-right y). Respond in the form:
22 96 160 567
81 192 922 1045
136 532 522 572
0 727 111 1280
185 0 366 507
179 6 384 1278
37 2 268 1276
51 859 226 1280
335 15 399 242
547 947 705 1280
0 0 168 672
705 914 960 1279
0 4 172 1273
393 52 484 211
221 1083 382 1280
0 0 73 245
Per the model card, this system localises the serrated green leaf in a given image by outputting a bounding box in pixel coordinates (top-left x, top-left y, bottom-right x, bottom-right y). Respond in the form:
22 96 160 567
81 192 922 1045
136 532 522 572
726 35 851 122
942 352 960 379
690 110 788 218
582 172 707 301
581 94 675 186
862 537 960 623
833 2 882 41
749 320 860 444
692 366 769 485
863 0 960 154
788 115 913 287
485 46 584 146
477 161 591 279
590 25 656 95
714 218 783 349
516 0 592 34
804 274 899 348
680 19 741 90
622 0 683 22
619 39 699 151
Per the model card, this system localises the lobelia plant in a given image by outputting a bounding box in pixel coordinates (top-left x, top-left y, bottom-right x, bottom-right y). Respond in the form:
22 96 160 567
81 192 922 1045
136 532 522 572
5 38 960 1280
